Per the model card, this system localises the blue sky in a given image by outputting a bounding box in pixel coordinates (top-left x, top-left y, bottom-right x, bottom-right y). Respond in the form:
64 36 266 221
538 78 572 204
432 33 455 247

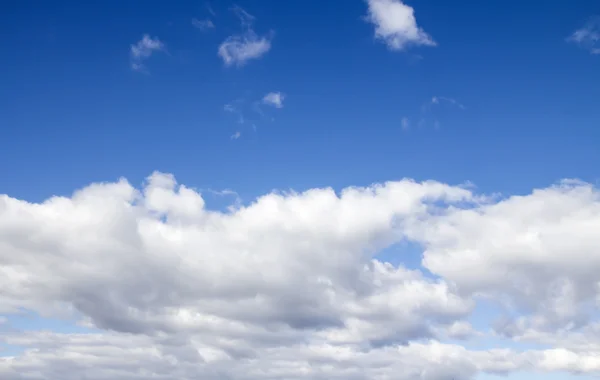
2 0 599 201
2 1 600 379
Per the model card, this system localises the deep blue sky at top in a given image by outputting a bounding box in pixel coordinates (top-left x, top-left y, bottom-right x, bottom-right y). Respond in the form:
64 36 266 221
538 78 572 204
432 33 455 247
1 0 599 204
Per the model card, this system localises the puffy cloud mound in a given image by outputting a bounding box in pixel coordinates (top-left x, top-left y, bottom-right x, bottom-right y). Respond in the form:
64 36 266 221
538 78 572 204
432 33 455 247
1 173 600 378
365 0 436 51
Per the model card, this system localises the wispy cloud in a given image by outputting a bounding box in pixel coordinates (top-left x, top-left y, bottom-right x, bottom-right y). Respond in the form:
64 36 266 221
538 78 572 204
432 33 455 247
431 96 466 110
206 2 217 17
365 0 436 51
262 92 285 108
231 4 255 27
224 101 246 125
218 34 271 66
410 96 466 130
192 18 215 31
222 92 284 139
567 17 600 55
218 6 273 67
130 34 165 73
401 116 410 131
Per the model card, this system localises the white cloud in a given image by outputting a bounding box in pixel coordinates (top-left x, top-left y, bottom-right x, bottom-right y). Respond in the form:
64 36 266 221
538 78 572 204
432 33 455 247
365 0 436 51
218 33 271 67
431 96 466 109
192 18 215 31
262 92 285 108
5 330 600 379
218 7 272 67
568 17 600 55
230 131 241 139
130 34 165 72
2 173 600 377
406 180 600 342
442 321 483 340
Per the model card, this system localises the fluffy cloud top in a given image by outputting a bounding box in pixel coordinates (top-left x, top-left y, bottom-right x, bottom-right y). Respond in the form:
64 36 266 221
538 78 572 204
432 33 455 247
365 0 436 51
1 173 600 378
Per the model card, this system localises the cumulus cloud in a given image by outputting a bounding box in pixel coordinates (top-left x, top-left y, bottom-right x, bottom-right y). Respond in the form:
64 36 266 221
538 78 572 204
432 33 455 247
567 17 600 55
407 180 600 341
440 321 483 340
262 92 285 108
130 34 165 72
2 173 600 378
218 6 272 66
365 0 436 51
5 330 600 379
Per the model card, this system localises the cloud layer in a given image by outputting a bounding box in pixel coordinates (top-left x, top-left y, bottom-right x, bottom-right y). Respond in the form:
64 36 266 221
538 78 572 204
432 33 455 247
1 173 600 378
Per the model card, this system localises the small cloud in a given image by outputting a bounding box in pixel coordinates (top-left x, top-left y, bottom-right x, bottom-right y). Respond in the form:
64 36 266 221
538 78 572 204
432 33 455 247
192 18 215 31
431 96 465 110
365 0 436 51
413 96 465 130
219 34 271 66
231 131 241 140
130 34 165 73
206 2 217 17
218 6 273 67
401 117 410 130
262 92 285 108
567 17 600 55
224 100 246 124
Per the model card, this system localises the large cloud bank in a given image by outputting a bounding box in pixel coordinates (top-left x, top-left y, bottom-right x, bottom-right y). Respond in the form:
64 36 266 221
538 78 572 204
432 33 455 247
1 172 600 379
